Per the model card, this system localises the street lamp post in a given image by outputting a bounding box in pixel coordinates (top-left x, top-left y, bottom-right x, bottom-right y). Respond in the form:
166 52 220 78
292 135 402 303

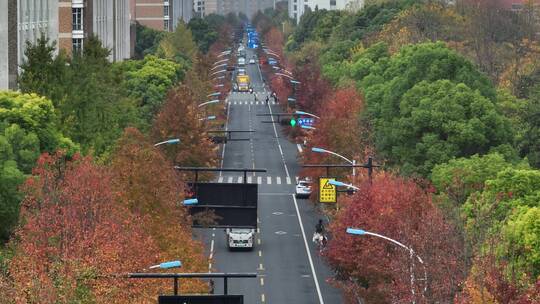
312 147 356 176
346 228 427 303
154 138 180 147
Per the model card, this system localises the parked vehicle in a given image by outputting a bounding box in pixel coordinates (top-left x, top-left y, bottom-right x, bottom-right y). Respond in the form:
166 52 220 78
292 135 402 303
238 57 246 66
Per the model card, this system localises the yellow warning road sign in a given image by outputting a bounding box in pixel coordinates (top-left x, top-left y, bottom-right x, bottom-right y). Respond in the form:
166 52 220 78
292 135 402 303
319 177 337 203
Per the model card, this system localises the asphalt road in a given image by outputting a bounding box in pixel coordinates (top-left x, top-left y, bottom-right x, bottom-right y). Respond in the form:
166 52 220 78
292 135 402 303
196 47 343 304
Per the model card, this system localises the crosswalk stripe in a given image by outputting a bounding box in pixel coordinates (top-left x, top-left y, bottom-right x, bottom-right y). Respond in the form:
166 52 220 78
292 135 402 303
218 176 224 183
247 176 253 183
257 176 262 184
267 176 272 185
295 176 299 183
228 176 233 183
276 176 281 184
286 177 291 184
237 176 243 183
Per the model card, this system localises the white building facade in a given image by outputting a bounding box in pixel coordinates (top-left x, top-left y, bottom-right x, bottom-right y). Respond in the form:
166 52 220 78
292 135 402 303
289 0 363 24
172 0 193 26
92 0 131 61
1 0 59 90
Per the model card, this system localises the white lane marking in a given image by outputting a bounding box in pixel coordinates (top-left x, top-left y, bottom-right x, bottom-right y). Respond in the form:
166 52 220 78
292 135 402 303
276 176 281 184
267 176 272 184
257 176 262 184
258 250 262 257
260 277 264 286
286 177 292 184
297 143 303 153
228 176 233 183
247 176 253 183
237 176 243 183
209 239 215 259
292 194 325 304
267 102 291 178
218 176 224 183
261 294 266 302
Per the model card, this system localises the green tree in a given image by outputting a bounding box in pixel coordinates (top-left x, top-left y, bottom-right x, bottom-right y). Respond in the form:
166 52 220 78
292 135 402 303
355 42 507 175
157 22 198 64
463 168 540 246
431 152 528 205
117 55 185 123
60 36 141 155
134 22 167 58
188 17 219 53
381 80 512 176
500 206 540 284
18 35 69 106
0 91 76 241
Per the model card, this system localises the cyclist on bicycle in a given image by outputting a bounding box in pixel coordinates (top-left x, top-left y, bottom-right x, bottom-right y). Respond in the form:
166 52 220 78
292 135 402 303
313 219 326 244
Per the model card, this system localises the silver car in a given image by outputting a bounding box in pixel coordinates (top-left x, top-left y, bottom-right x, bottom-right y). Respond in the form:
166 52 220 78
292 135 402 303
295 179 312 198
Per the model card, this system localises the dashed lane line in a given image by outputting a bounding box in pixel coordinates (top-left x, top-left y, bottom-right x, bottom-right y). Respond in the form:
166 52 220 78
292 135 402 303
292 194 325 304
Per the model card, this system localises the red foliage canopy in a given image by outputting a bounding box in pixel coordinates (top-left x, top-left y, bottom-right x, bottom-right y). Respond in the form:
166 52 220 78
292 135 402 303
10 152 162 303
324 173 465 303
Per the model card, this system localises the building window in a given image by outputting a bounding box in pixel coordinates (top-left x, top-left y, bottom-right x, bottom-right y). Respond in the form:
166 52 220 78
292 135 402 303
294 4 297 10
164 20 170 30
72 8 83 30
330 0 336 5
164 5 169 17
72 38 83 54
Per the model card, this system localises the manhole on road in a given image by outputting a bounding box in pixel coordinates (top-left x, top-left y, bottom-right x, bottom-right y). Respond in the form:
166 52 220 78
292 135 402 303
272 212 284 215
274 231 287 235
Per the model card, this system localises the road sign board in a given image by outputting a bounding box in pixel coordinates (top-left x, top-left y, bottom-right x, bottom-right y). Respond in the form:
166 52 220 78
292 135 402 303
319 177 337 203
187 183 258 228
297 117 314 127
159 295 243 304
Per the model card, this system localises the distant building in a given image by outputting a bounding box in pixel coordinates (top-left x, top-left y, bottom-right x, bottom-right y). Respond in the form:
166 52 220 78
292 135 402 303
194 0 205 17
135 0 169 30
58 0 131 61
289 0 362 24
499 0 540 10
172 0 194 26
0 0 59 90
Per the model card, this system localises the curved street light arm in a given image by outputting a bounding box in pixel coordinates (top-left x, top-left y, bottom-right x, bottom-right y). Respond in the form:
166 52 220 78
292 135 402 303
350 229 428 301
295 110 320 119
312 147 353 164
274 72 295 80
198 100 220 107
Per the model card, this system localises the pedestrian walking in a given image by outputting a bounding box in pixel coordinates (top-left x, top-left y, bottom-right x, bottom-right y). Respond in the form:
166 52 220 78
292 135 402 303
265 95 269 104
254 93 258 102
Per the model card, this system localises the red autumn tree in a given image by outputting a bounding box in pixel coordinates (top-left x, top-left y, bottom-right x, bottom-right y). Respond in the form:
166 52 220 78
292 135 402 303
110 128 208 293
152 84 218 168
300 87 370 199
270 75 293 107
9 152 163 303
293 61 331 114
265 27 285 60
324 173 465 303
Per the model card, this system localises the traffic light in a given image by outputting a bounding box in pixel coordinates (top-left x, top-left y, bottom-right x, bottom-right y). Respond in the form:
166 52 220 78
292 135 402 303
290 118 297 127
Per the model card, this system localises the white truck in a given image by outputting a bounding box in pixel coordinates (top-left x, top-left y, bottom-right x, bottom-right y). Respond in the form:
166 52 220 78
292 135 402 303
226 228 255 250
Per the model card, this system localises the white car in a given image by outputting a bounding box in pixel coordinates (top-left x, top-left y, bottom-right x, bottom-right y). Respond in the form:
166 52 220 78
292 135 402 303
295 179 312 198
238 57 246 66
237 68 246 75
249 58 256 64
226 228 254 250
